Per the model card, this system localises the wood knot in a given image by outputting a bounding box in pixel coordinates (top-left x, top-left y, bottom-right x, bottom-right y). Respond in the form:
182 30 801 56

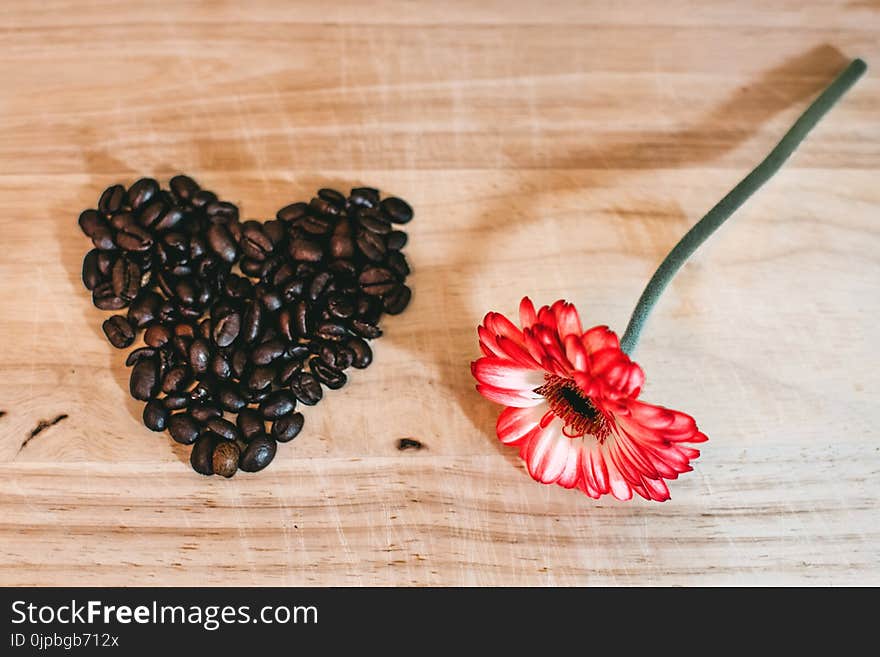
397 438 424 451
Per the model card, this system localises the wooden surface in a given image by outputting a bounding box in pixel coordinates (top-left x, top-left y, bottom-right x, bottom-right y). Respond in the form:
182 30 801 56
1 0 878 586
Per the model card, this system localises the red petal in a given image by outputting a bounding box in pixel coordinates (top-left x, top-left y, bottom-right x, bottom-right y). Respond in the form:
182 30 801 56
475 384 544 407
582 325 619 354
472 357 545 391
519 297 537 329
523 420 571 484
496 405 547 445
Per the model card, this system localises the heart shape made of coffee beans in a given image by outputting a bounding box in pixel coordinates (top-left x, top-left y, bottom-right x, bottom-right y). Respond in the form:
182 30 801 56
78 175 413 477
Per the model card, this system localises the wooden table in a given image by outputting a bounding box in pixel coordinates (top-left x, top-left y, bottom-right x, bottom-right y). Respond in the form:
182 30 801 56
1 1 877 586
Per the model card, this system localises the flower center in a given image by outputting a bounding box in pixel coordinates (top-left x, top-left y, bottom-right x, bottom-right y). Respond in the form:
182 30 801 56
535 375 609 441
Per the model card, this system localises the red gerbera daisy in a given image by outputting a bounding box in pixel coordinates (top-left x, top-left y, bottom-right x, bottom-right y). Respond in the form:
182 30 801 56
471 298 707 501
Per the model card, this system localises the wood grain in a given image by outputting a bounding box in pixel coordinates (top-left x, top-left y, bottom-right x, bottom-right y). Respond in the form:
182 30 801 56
0 0 878 586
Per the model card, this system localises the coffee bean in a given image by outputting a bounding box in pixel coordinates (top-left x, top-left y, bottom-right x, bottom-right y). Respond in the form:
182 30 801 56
358 267 396 296
277 359 303 385
212 309 241 347
290 372 323 406
170 174 200 204
112 256 141 301
102 315 135 348
233 408 262 442
356 229 386 261
246 366 275 392
381 196 413 224
239 434 276 472
218 384 247 413
240 222 274 261
78 209 107 238
383 284 412 315
386 230 408 250
231 348 249 379
127 178 159 210
115 224 154 252
190 434 218 475
272 412 304 443
387 251 410 278
127 291 162 328
326 293 355 320
143 324 170 348
109 211 137 231
99 184 126 215
192 190 217 209
252 339 285 365
212 440 240 478
318 187 346 209
187 405 219 424
309 196 342 217
189 379 215 404
202 417 239 442
351 318 382 339
357 209 392 235
289 237 323 262
93 282 126 310
310 358 346 389
277 202 308 222
82 249 102 290
256 285 282 312
163 395 190 411
259 389 296 420
142 400 168 432
308 271 332 302
210 353 232 380
202 199 237 223
91 224 116 251
125 347 156 367
207 223 238 263
294 299 311 337
166 413 200 444
349 187 380 208
328 221 355 259
315 321 347 342
346 337 373 368
162 365 190 394
130 357 159 401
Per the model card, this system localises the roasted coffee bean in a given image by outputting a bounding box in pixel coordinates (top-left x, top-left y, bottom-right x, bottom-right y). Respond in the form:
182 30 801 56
246 365 275 392
311 358 346 390
358 267 396 296
387 251 410 278
383 284 412 315
351 318 382 339
189 379 215 404
170 174 200 204
277 359 303 385
288 237 324 262
205 200 239 224
162 365 190 394
127 178 159 210
386 230 408 251
93 282 126 310
138 401 167 433
191 189 217 209
212 309 241 347
127 290 162 328
137 199 165 228
318 187 346 209
239 257 263 277
320 343 353 370
276 202 308 222
356 229 386 261
346 337 373 369
82 249 102 290
259 390 296 420
99 184 126 215
125 346 156 367
235 408 265 441
188 338 211 375
130 357 159 401
315 321 347 342
154 205 185 232
326 293 355 319
190 433 218 475
290 372 323 406
78 209 107 238
112 256 141 301
294 299 311 337
240 222 274 261
272 412 304 443
163 395 190 411
210 353 232 380
190 404 222 423
207 223 238 263
205 417 241 442
212 440 240 477
329 220 355 259
102 315 135 348
381 196 414 224
174 278 199 307
109 211 137 231
256 285 282 312
91 224 116 251
263 219 286 245
309 196 342 217
357 209 392 235
168 413 200 444
171 335 192 360
218 384 247 413
224 274 252 300
115 224 154 252
239 434 276 472
349 187 380 208
251 339 285 365
143 324 171 348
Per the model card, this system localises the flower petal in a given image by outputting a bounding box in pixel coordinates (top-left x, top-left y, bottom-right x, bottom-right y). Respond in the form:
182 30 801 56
496 404 548 445
476 384 544 407
582 325 619 354
522 419 571 484
519 297 537 329
471 357 546 391
552 300 583 339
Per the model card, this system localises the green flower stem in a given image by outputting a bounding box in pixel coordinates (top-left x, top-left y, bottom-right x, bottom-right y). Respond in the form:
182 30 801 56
620 57 867 355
